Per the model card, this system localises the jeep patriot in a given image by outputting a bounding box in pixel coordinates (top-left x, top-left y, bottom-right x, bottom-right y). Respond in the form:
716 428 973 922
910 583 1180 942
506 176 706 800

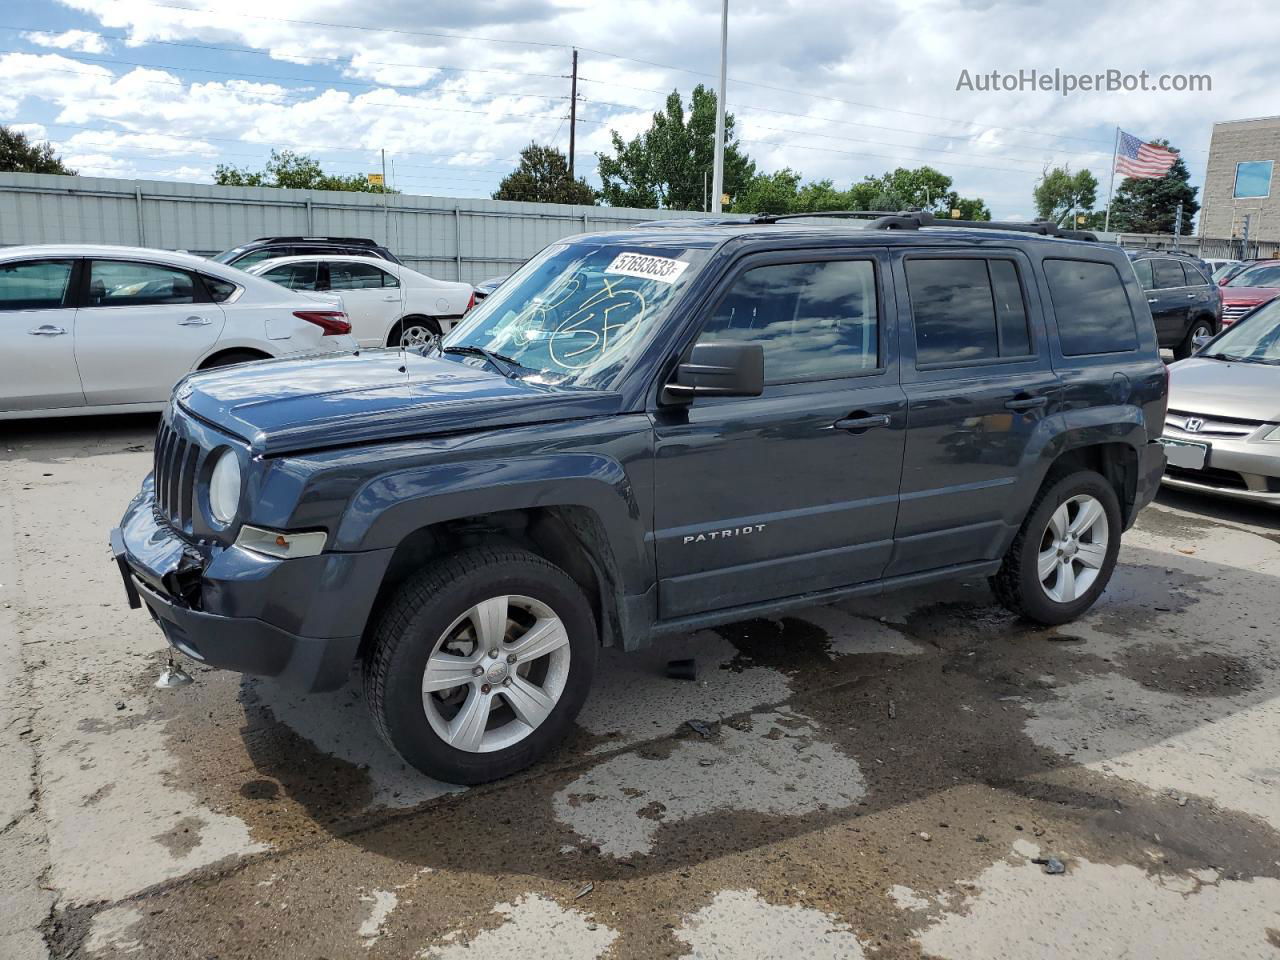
112 212 1168 784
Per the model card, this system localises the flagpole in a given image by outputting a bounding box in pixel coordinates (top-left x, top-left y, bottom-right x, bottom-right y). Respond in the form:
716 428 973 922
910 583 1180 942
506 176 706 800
1103 125 1120 233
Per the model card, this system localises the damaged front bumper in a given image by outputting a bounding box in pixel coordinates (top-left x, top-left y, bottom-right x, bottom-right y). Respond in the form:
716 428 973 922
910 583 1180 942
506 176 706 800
110 476 394 692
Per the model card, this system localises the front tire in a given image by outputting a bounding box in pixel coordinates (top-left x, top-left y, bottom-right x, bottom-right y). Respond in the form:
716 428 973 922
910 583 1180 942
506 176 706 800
1174 318 1214 360
991 471 1122 625
363 546 597 784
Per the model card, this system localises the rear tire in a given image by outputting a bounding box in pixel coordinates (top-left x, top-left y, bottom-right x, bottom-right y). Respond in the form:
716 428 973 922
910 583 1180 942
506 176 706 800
387 316 441 348
363 546 597 784
990 471 1122 626
1173 318 1214 360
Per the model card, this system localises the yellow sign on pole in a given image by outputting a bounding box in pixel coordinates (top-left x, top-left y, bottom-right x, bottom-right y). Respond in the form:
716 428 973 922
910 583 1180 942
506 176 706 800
367 173 385 187
950 208 962 219
721 193 730 207
1076 214 1087 225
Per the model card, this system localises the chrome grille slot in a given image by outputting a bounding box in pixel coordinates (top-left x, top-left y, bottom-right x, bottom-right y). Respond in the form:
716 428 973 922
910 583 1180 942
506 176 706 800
1166 409 1261 439
151 416 203 531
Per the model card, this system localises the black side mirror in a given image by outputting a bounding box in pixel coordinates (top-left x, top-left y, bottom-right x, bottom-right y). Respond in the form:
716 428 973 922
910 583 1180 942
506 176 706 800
662 341 764 403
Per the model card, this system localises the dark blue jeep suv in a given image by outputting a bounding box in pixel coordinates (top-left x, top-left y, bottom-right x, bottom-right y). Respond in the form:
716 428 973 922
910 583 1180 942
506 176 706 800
112 212 1168 783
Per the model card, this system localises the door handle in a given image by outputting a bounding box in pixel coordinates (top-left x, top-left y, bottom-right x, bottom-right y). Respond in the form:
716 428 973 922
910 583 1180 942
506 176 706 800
177 316 212 326
382 295 399 301
28 325 67 336
1186 293 1199 299
1147 297 1158 304
833 413 891 432
1005 395 1049 411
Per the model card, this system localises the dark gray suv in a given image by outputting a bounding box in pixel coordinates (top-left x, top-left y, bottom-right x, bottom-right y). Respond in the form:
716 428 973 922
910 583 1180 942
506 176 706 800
1126 249 1222 358
113 212 1168 784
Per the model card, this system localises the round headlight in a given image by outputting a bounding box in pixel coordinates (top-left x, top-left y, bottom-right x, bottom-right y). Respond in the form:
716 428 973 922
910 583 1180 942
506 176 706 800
209 449 241 525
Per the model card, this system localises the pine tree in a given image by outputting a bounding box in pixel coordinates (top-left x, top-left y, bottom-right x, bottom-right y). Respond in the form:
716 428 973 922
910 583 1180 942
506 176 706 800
1108 141 1198 234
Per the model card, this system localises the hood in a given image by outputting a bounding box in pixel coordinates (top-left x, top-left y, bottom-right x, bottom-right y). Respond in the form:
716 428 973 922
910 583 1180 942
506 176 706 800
178 350 622 455
1221 286 1280 305
1168 357 1280 422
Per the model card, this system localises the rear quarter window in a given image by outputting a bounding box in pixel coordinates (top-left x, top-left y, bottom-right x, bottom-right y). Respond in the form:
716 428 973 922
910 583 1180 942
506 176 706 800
1043 259 1139 356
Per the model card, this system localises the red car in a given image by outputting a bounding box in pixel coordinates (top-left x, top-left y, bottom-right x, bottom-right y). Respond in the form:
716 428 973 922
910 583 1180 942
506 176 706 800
1220 259 1280 326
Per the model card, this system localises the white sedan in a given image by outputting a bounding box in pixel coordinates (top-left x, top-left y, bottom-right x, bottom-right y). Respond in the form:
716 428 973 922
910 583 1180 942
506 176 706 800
0 245 356 419
246 255 475 348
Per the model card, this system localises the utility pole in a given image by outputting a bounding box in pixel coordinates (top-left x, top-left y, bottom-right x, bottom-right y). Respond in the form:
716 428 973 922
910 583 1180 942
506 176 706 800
711 0 728 213
568 48 578 180
381 148 389 245
1173 201 1183 250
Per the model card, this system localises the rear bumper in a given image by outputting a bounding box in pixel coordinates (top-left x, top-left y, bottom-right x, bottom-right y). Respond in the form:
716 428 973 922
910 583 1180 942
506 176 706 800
112 479 393 692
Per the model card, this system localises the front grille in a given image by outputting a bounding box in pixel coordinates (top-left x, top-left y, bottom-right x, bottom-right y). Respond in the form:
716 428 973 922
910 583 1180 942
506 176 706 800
153 417 201 531
1222 304 1255 323
1165 409 1261 439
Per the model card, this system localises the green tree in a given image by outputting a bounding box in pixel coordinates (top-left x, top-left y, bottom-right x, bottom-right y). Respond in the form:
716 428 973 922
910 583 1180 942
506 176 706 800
731 168 803 214
844 166 990 219
213 150 391 192
1033 166 1099 226
0 125 76 175
1108 142 1198 235
597 85 755 209
493 143 596 204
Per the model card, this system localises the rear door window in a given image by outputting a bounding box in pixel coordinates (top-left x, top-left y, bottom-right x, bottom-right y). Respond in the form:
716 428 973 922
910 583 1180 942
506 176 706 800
1043 259 1138 356
1153 260 1185 289
259 262 320 291
86 261 200 307
1131 259 1154 289
329 261 396 290
905 257 1033 365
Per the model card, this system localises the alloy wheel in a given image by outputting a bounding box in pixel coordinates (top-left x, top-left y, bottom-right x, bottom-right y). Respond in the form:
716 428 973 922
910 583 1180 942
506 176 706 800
420 595 571 753
1037 494 1110 603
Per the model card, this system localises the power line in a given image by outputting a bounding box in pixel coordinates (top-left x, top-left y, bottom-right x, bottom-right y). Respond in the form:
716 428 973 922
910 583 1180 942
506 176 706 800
577 75 1109 162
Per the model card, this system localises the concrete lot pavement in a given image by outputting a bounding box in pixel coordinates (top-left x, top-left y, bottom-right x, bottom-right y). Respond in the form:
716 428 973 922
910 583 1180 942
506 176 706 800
2 415 1279 959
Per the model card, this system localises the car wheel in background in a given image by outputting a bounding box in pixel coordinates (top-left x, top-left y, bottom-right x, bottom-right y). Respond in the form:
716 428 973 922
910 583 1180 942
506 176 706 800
363 546 597 784
990 470 1122 626
388 316 441 348
199 349 271 369
1174 318 1214 360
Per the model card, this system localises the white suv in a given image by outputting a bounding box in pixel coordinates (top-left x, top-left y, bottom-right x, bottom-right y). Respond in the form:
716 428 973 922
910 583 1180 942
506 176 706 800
246 255 475 348
0 245 356 419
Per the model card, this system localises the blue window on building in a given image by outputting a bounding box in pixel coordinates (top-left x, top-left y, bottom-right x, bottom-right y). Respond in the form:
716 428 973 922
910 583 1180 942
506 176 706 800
1233 160 1273 199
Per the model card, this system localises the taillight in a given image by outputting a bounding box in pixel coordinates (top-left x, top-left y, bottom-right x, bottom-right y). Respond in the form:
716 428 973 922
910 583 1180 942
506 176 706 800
293 310 352 336
464 291 476 313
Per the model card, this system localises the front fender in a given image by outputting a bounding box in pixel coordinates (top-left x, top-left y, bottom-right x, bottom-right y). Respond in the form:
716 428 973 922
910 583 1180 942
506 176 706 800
333 452 650 589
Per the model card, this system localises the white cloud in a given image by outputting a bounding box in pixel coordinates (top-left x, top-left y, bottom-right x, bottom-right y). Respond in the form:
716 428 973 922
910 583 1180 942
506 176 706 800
23 29 110 54
9 0 1279 213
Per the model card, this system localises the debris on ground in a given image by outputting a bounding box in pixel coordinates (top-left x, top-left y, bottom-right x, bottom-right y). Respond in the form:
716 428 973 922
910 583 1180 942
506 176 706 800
686 719 713 739
574 882 594 900
1032 857 1066 875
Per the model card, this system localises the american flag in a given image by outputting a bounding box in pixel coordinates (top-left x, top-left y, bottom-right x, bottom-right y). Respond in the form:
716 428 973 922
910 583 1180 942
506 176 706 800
1115 131 1178 179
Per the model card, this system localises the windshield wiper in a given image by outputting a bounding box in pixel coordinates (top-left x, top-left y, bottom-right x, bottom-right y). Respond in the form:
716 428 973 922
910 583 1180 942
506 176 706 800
1203 352 1269 364
440 344 524 378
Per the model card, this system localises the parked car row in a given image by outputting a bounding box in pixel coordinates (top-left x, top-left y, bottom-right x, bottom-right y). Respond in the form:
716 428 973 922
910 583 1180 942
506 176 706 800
0 245 355 418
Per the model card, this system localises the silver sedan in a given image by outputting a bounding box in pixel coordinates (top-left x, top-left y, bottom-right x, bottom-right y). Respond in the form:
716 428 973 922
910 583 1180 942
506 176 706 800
1161 299 1280 505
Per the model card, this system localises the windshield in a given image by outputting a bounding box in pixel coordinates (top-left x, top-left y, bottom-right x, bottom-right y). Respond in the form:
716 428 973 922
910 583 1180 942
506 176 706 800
441 239 711 389
211 247 245 265
1225 262 1280 287
1203 298 1280 363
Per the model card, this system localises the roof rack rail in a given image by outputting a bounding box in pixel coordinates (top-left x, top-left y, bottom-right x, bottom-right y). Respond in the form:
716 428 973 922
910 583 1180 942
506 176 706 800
252 236 380 244
749 210 1099 241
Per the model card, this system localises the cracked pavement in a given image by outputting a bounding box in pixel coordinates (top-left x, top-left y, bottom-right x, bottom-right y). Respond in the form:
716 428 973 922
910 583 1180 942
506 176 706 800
2 414 1279 959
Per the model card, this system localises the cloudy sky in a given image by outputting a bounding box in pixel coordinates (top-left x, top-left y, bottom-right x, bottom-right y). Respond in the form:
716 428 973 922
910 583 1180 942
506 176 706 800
3 0 1277 218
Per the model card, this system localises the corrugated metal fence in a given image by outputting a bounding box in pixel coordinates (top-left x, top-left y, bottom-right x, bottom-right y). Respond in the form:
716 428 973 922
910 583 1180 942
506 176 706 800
1115 232 1280 260
0 173 711 283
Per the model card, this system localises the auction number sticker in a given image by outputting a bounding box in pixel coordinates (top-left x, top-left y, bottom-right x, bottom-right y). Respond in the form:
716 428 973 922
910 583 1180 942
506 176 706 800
603 252 690 284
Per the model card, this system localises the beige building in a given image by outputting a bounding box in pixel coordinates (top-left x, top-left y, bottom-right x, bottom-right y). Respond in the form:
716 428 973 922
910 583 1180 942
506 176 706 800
1200 116 1280 241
